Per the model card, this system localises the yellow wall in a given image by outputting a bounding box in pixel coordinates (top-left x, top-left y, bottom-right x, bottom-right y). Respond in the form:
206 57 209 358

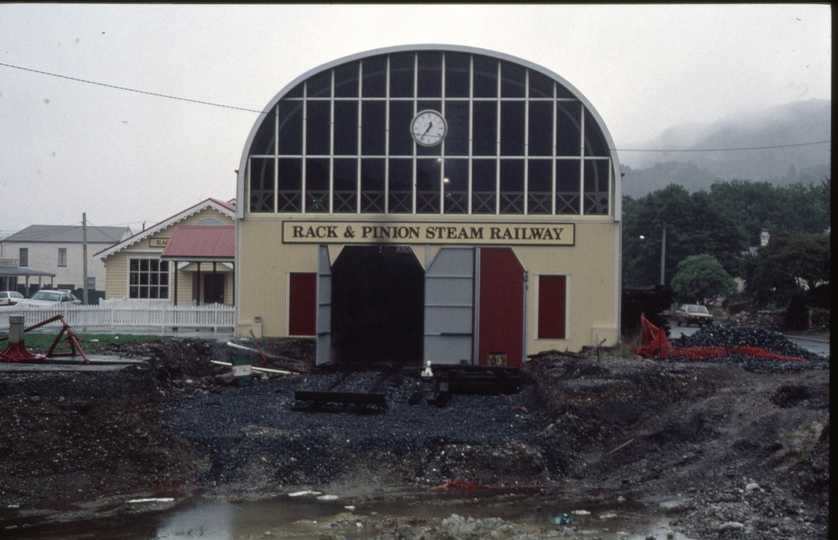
238 218 318 337
237 215 620 352
102 207 234 303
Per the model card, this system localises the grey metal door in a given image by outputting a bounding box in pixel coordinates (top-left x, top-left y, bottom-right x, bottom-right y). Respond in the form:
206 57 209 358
315 245 333 365
423 247 474 365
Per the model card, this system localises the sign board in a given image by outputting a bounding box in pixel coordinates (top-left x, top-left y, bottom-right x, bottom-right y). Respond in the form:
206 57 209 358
282 221 575 246
150 238 168 248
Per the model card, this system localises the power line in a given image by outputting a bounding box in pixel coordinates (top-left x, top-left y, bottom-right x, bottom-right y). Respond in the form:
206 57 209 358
616 141 830 152
2 61 829 154
0 61 264 114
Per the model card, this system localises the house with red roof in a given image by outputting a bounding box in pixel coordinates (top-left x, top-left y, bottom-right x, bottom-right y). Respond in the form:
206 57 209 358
94 199 236 305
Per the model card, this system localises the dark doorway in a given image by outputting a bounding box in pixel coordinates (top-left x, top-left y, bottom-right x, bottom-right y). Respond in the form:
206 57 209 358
203 274 225 304
330 245 424 365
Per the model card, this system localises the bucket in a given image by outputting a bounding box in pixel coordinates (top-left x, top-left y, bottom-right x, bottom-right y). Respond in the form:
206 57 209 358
487 352 507 366
231 355 252 386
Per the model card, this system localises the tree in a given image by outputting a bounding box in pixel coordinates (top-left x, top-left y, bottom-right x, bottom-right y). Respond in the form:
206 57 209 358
622 185 743 288
706 178 831 245
622 178 831 289
740 232 831 308
670 253 736 303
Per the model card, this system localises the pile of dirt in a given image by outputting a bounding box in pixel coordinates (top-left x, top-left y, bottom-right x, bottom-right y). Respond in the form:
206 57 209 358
0 336 829 539
0 367 207 506
523 353 829 538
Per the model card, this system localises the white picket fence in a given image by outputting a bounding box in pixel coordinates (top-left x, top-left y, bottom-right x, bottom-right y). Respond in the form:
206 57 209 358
0 302 236 337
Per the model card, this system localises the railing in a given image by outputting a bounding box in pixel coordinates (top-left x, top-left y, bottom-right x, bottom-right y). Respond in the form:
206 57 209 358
0 302 236 336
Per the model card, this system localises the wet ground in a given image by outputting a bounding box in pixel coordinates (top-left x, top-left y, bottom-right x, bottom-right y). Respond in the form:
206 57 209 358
3 487 696 540
0 332 829 539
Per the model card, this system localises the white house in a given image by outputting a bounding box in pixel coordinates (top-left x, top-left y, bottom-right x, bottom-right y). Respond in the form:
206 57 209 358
0 225 132 301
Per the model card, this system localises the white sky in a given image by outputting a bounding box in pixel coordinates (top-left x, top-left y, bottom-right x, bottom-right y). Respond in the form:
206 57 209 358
0 4 831 234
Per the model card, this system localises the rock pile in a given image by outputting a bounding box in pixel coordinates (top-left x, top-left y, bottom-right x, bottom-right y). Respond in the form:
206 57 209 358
311 513 544 540
669 324 828 373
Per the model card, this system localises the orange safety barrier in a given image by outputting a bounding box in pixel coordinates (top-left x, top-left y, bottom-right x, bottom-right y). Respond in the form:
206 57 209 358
633 315 674 359
633 315 807 363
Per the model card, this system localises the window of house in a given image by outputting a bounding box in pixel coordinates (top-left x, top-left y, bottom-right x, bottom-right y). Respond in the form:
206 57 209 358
58 248 67 267
129 259 169 299
246 50 613 217
19 248 28 267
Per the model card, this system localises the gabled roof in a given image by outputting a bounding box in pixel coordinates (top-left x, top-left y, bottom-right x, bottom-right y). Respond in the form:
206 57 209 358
161 226 235 261
93 198 236 261
2 225 131 244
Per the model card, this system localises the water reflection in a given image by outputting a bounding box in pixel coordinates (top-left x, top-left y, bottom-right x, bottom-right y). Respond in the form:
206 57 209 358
3 489 697 540
156 500 234 539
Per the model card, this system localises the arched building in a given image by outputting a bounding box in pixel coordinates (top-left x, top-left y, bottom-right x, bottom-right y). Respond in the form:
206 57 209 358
235 45 622 366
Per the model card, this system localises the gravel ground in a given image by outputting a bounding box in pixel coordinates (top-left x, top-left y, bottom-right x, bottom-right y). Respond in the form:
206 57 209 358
0 330 830 539
161 368 561 495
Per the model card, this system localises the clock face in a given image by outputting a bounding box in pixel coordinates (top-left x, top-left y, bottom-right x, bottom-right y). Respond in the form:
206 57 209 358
411 110 447 147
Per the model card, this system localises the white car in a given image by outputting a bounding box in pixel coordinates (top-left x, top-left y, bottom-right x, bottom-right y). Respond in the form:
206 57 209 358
675 304 714 327
0 291 25 306
19 289 82 307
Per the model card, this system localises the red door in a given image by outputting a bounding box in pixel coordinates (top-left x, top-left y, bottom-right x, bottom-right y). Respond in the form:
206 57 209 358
478 248 524 366
289 273 317 336
538 275 567 339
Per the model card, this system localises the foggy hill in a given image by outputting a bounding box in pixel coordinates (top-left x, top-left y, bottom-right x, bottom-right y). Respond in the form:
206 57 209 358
621 99 831 198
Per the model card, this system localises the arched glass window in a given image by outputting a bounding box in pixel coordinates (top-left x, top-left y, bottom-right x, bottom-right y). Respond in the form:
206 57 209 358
245 49 614 217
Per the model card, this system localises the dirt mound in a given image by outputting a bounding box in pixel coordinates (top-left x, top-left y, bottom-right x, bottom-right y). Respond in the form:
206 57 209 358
0 338 829 538
524 353 829 538
0 367 207 506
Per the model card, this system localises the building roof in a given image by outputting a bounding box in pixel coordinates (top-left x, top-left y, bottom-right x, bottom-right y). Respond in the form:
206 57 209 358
2 225 132 244
93 198 236 260
0 266 56 278
161 226 235 261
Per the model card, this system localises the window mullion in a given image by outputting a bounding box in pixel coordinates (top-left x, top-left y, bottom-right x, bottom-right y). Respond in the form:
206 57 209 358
579 107 585 216
385 67 392 215
495 61 500 215
329 85 335 214
551 83 556 215
301 86 308 215
412 53 418 215
356 63 363 214
439 53 445 215
523 71 529 215
468 55 473 215
274 108 279 214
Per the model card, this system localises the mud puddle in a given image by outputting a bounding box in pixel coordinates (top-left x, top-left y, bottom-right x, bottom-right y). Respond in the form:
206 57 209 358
2 488 697 539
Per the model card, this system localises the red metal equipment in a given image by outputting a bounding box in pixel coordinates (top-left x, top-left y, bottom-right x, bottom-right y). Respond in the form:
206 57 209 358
0 314 89 364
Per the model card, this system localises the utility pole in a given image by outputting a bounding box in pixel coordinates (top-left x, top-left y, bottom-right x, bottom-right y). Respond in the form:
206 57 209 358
660 222 666 286
82 213 89 305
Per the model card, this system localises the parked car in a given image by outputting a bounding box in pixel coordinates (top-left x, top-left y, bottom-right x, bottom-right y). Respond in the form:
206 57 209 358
19 289 82 307
675 304 714 327
0 291 25 306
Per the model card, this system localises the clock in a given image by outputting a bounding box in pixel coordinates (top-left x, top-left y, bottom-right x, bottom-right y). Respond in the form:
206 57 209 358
411 110 447 147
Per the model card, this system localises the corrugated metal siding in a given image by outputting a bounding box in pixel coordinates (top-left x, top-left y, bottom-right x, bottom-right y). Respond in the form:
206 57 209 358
237 218 619 353
424 247 474 365
238 219 318 338
517 221 619 352
315 246 332 365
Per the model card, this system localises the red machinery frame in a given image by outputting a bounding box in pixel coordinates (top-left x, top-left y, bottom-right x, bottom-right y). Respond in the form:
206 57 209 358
0 314 89 364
